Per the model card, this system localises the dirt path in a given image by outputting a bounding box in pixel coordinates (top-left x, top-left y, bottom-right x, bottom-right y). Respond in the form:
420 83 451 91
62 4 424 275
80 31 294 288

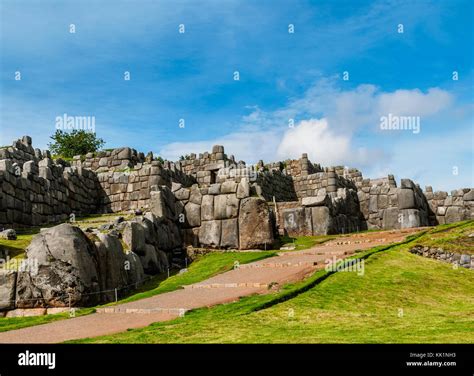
0 228 420 343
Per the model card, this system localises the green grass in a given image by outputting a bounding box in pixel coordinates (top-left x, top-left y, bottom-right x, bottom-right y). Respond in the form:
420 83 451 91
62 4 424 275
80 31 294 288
0 250 275 331
411 220 474 254
0 230 38 268
73 227 474 344
274 234 336 251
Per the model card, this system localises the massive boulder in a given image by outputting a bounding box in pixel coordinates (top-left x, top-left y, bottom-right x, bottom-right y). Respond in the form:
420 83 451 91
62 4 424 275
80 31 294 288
124 251 145 287
238 197 274 249
13 224 148 308
184 202 201 227
214 194 239 220
122 221 146 254
199 220 221 247
220 218 239 249
398 189 416 210
282 208 312 236
0 270 17 311
311 206 334 235
95 233 130 301
16 224 101 308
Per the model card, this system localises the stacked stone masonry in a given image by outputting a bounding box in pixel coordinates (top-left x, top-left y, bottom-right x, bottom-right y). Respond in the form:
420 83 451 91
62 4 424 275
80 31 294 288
1 136 473 238
1 136 473 312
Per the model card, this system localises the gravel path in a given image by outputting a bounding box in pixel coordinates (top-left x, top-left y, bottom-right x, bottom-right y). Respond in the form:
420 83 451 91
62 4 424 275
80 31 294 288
0 228 420 343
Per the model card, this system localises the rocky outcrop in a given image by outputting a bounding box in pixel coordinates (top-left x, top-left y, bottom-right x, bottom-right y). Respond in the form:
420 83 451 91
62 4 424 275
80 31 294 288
409 245 473 269
13 223 149 309
15 224 102 308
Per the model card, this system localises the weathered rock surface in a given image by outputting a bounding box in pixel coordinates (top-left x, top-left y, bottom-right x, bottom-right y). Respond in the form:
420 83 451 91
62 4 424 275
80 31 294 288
238 197 273 249
199 220 221 247
311 206 334 235
16 224 101 308
0 270 17 311
220 218 239 249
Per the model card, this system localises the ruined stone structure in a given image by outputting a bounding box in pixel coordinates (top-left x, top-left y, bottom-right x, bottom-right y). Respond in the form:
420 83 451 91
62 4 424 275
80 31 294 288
1 135 473 235
0 135 473 311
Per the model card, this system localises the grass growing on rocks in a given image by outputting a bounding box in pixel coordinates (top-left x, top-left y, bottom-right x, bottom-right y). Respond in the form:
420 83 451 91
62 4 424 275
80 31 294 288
410 220 474 254
74 226 474 344
0 250 275 332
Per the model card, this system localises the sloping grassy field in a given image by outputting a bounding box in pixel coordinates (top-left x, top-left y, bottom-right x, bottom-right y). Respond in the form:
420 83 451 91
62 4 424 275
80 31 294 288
74 222 474 344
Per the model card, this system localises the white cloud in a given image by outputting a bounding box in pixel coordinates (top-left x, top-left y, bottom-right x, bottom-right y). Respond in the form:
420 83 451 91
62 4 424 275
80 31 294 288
277 118 374 166
158 79 471 191
376 88 452 117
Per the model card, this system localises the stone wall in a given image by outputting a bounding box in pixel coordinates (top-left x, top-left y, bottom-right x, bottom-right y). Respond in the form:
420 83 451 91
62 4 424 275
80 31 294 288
175 145 244 187
279 187 364 236
0 137 196 227
0 137 102 227
425 186 474 225
355 177 431 230
410 245 473 269
1 135 473 235
172 179 274 250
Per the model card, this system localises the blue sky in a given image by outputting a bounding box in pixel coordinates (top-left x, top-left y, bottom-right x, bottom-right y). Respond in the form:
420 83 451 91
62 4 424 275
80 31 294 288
0 0 473 191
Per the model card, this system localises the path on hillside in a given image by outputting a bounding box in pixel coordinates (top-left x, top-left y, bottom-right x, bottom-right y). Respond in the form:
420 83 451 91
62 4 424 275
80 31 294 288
0 229 420 343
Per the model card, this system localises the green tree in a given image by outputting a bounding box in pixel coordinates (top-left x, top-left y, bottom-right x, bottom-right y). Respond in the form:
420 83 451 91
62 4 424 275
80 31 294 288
48 130 105 158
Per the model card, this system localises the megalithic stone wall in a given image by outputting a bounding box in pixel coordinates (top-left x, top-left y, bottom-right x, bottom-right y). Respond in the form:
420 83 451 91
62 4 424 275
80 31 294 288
0 138 102 227
424 186 474 225
0 136 473 236
173 177 275 250
0 137 195 228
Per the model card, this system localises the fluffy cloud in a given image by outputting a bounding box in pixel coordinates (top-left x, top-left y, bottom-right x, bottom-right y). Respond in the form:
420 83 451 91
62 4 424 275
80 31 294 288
376 88 452 117
159 80 463 187
277 118 375 166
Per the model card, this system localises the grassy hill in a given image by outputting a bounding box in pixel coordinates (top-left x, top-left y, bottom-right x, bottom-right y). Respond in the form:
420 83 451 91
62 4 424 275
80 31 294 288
75 221 474 344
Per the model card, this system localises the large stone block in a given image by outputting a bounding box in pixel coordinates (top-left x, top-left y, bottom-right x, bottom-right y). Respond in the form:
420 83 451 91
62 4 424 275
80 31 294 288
199 220 221 247
174 187 190 201
214 194 239 220
399 209 420 228
220 180 237 194
301 195 329 207
382 207 400 230
16 224 101 308
0 270 17 311
184 202 201 227
398 189 416 209
189 185 202 205
122 222 146 254
400 179 415 189
311 206 333 235
369 195 378 213
445 206 462 223
201 195 214 221
95 234 129 298
150 186 176 220
463 190 474 201
220 218 239 249
282 208 312 236
236 178 250 199
238 197 273 249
